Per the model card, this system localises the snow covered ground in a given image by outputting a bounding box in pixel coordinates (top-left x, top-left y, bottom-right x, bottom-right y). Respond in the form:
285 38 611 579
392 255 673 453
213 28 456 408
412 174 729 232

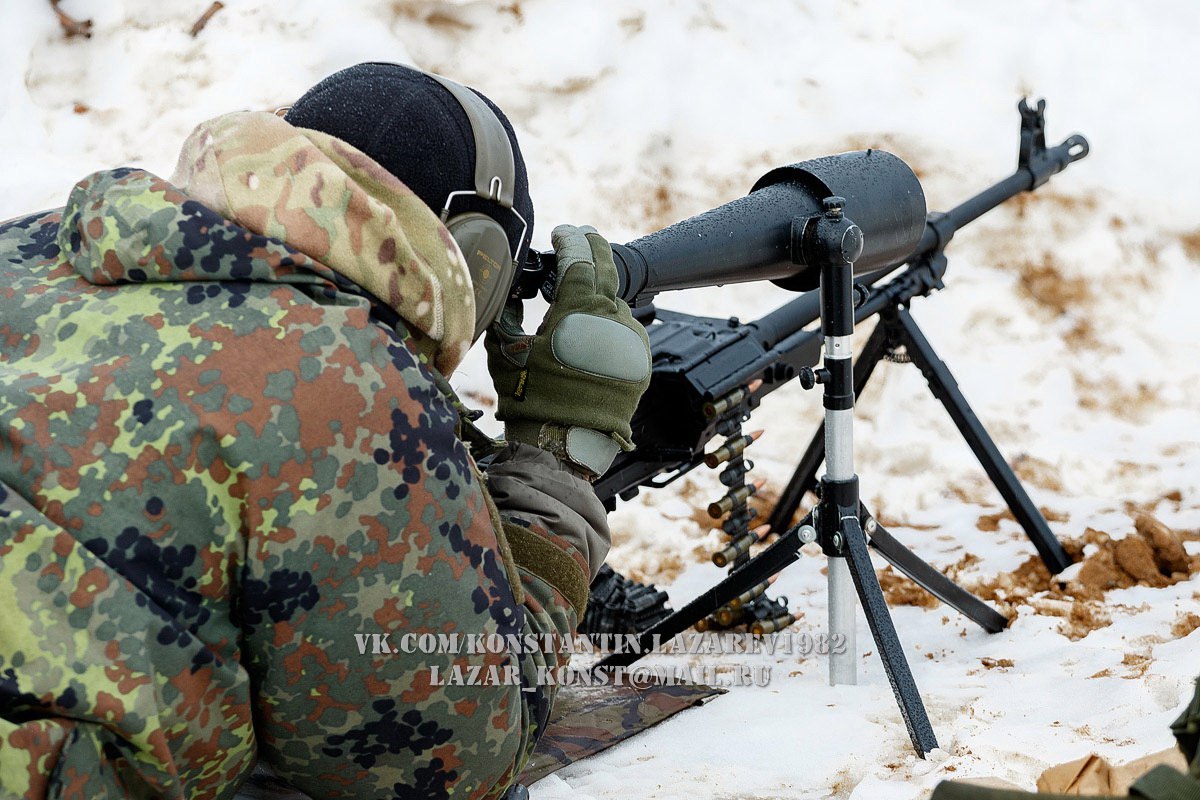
2 2 1198 798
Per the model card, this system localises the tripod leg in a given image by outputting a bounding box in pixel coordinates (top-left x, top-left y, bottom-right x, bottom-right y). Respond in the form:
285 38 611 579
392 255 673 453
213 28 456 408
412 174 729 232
840 515 939 756
766 322 890 532
891 307 1073 574
864 513 1008 633
595 522 807 669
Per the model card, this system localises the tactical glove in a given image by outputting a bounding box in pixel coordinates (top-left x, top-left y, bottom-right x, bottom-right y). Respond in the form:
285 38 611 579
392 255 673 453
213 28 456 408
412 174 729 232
486 225 651 478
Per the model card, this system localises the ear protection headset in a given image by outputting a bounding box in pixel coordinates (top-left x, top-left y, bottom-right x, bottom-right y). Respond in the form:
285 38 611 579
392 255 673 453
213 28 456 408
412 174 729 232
424 73 528 341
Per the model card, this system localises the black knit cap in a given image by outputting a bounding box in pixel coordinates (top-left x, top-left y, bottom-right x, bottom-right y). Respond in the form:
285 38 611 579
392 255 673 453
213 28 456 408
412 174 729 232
285 62 533 267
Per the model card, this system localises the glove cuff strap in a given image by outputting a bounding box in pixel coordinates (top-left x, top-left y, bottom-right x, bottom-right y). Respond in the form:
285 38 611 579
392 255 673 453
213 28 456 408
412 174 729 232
505 422 621 479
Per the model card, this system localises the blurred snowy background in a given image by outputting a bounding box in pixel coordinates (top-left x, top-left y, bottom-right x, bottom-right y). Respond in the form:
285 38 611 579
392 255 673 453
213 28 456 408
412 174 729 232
2 2 1199 798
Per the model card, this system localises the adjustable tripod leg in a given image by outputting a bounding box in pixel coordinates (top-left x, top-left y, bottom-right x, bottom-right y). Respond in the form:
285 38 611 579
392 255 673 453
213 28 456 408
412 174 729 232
890 307 1073 574
840 515 939 756
595 523 807 669
766 322 890 533
864 512 1009 633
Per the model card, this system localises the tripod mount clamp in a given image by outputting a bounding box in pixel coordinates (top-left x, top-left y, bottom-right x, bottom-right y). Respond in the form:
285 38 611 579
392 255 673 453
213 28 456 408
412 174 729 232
797 366 829 390
794 196 865 270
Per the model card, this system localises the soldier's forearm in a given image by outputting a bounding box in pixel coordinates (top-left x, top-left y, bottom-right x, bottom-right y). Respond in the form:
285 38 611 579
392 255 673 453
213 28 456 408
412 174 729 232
485 441 611 583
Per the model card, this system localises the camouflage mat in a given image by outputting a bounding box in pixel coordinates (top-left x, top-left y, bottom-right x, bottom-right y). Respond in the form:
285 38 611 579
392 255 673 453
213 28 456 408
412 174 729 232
233 679 724 798
518 679 726 785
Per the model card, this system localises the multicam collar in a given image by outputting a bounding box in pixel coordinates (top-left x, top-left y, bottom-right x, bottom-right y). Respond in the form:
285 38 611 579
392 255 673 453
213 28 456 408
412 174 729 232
170 111 476 376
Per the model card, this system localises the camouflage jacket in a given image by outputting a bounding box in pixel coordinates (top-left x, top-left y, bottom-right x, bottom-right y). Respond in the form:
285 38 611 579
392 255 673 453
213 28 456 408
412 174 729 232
0 112 608 800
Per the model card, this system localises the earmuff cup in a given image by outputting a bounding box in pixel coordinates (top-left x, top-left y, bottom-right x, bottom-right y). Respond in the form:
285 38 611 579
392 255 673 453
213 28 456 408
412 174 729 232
444 211 517 338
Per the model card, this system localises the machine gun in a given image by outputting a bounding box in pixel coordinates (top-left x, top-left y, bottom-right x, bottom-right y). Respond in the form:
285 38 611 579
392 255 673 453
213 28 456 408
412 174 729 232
586 99 1086 529
516 99 1088 755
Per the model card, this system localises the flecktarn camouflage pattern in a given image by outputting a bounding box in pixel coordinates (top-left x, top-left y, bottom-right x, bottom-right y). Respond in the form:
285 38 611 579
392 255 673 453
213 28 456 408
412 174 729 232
0 112 603 799
230 679 724 800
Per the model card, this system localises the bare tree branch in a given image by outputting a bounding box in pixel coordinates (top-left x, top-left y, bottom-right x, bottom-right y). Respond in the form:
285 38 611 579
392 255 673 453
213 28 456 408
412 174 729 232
190 2 225 37
48 0 93 39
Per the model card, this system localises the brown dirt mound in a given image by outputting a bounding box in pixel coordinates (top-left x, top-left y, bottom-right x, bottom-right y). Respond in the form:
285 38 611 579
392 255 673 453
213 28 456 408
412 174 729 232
1017 252 1092 317
879 566 941 609
1172 612 1200 638
881 514 1199 641
1012 455 1066 493
1181 229 1200 261
1072 372 1160 422
880 553 981 609
976 506 1068 532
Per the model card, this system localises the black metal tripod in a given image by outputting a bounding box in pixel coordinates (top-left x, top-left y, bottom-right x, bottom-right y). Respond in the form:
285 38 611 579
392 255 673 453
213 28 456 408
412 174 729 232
594 100 1087 757
598 199 1019 757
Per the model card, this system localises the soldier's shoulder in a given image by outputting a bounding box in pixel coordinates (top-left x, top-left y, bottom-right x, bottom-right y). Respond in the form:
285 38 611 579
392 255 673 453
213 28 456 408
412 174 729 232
0 208 65 264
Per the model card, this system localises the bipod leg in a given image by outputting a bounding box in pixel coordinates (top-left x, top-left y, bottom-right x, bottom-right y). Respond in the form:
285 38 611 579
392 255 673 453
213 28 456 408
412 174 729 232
840 514 939 756
861 506 1008 633
595 517 809 670
889 306 1073 574
766 321 891 533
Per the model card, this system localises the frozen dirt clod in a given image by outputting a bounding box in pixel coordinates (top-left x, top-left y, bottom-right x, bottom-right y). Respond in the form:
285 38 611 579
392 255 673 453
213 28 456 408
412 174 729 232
879 514 1199 641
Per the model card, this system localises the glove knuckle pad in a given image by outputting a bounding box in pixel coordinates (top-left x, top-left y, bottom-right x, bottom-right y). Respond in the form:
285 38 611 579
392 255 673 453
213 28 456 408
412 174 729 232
553 234 595 272
551 314 651 383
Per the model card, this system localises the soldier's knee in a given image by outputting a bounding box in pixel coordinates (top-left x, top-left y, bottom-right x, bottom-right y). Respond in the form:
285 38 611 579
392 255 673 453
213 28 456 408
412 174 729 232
461 682 530 799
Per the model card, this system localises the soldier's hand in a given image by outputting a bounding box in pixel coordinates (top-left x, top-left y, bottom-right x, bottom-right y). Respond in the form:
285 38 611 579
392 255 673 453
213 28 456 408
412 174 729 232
485 225 651 478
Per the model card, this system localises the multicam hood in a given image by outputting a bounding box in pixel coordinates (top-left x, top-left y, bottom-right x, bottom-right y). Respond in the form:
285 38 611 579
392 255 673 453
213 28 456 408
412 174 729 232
165 110 476 375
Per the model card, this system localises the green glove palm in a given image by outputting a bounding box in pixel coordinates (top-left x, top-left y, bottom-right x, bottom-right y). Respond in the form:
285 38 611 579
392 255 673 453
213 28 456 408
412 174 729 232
485 225 651 477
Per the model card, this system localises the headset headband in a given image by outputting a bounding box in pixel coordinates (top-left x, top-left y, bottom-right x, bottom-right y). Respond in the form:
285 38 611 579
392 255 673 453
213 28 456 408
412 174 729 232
427 73 516 210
